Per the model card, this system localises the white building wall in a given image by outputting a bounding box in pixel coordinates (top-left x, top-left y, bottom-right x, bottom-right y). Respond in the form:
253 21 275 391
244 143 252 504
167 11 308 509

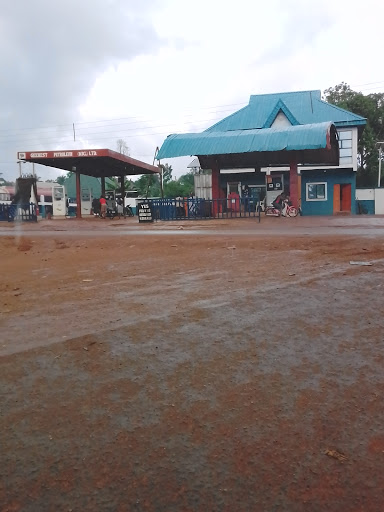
356 189 374 201
271 112 292 128
356 188 384 214
375 189 384 214
194 174 212 199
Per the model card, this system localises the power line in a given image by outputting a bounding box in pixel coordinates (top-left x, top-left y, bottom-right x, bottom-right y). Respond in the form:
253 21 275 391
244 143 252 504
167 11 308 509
0 112 235 147
358 85 384 93
1 83 383 149
0 102 248 135
0 110 237 142
351 80 384 88
1 82 383 139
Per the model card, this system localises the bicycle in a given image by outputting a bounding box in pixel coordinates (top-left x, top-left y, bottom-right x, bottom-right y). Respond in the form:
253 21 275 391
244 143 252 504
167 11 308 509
265 200 298 217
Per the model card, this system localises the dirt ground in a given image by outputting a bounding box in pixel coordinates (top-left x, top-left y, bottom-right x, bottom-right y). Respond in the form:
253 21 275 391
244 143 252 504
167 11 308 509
1 216 384 511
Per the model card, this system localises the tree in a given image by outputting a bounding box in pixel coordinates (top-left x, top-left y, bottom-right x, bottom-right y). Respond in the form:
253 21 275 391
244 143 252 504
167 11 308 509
0 173 15 186
133 174 161 197
161 164 173 184
323 83 384 186
178 171 194 192
116 138 130 156
163 172 195 198
105 177 120 191
132 170 195 198
57 172 73 185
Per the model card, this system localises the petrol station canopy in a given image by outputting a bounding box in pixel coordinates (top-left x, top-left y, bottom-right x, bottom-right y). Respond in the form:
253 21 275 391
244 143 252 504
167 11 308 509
156 122 340 169
17 149 160 177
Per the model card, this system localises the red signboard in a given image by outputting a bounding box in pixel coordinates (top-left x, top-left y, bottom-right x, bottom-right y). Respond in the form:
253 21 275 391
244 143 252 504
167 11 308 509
16 148 160 175
17 149 109 160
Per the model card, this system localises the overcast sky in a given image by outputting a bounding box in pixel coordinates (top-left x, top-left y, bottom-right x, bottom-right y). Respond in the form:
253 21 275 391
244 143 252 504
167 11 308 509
1 0 383 181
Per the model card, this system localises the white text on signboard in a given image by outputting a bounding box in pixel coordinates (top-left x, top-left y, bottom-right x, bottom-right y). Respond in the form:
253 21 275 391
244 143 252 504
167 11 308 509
77 150 98 157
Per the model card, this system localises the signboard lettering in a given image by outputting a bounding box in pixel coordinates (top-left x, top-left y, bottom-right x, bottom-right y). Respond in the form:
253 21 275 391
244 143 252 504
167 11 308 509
54 151 73 157
77 150 98 157
18 149 102 160
138 202 153 223
30 152 48 158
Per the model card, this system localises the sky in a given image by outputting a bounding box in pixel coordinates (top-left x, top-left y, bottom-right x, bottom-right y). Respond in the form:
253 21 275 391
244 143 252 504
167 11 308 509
1 0 384 182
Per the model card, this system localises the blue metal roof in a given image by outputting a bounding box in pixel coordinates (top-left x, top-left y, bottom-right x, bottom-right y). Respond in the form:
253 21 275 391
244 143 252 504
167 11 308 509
206 90 366 132
156 122 335 160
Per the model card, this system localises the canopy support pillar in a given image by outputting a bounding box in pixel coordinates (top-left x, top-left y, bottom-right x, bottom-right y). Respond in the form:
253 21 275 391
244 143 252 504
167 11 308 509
212 162 220 216
120 175 125 202
289 159 299 209
76 172 82 219
101 177 106 197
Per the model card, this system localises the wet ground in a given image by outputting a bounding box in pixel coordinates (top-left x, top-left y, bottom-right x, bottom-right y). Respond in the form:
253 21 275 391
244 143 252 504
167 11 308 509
1 217 384 510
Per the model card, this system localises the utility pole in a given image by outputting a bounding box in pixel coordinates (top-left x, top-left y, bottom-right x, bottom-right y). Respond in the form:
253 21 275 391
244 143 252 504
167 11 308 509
378 142 384 188
159 165 164 198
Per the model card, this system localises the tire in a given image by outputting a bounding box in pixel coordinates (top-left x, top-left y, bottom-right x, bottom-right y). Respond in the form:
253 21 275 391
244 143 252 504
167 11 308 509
288 206 298 217
265 207 279 217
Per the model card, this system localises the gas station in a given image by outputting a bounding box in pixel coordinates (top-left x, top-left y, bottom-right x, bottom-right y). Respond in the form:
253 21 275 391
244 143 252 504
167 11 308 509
16 148 160 218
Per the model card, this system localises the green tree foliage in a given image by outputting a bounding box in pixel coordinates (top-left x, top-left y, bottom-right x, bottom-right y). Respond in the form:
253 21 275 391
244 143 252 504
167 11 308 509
178 172 194 191
161 163 173 184
324 82 384 186
106 177 120 191
134 174 161 197
0 173 15 186
57 172 73 185
163 180 186 197
132 170 195 198
163 172 194 198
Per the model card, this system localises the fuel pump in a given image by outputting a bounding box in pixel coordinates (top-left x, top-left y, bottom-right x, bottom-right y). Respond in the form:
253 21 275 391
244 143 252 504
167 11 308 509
52 185 66 217
266 174 284 205
81 188 92 215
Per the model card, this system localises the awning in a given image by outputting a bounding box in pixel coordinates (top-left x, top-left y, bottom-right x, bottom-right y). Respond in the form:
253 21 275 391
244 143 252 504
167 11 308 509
156 122 339 168
17 148 160 177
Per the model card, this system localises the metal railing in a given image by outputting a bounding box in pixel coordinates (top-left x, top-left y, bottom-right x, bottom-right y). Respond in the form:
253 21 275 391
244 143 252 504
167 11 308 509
145 197 261 221
0 203 38 222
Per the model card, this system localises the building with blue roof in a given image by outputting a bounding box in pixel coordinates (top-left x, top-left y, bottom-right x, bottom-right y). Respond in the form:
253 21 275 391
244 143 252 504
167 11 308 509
157 90 366 215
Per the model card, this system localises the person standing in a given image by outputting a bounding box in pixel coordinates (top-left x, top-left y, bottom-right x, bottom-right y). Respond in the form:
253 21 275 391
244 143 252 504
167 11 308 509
92 197 101 217
99 195 107 218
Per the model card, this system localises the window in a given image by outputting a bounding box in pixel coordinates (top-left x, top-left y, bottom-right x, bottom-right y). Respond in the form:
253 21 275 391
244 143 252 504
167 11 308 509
341 139 352 149
306 182 327 201
338 130 352 140
337 129 353 165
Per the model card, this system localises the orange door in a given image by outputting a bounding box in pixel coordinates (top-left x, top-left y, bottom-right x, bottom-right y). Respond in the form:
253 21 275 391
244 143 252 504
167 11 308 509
333 184 341 213
341 184 352 211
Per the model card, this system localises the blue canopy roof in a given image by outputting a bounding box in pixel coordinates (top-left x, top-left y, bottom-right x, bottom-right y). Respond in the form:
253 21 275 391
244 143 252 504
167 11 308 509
156 122 336 160
206 90 366 132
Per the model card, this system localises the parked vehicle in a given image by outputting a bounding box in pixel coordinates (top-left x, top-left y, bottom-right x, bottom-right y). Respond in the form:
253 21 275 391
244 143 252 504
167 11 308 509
265 200 298 217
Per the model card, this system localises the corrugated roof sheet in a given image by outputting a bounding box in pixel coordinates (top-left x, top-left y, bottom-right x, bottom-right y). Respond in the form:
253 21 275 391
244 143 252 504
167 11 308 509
206 90 366 132
157 122 334 160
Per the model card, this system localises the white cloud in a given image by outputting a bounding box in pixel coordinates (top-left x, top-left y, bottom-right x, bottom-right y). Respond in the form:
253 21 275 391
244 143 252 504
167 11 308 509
1 0 383 180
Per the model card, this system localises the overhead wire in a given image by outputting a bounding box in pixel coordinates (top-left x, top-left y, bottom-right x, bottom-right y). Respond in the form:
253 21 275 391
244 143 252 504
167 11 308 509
1 80 384 141
0 109 242 148
1 81 384 150
0 102 248 135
